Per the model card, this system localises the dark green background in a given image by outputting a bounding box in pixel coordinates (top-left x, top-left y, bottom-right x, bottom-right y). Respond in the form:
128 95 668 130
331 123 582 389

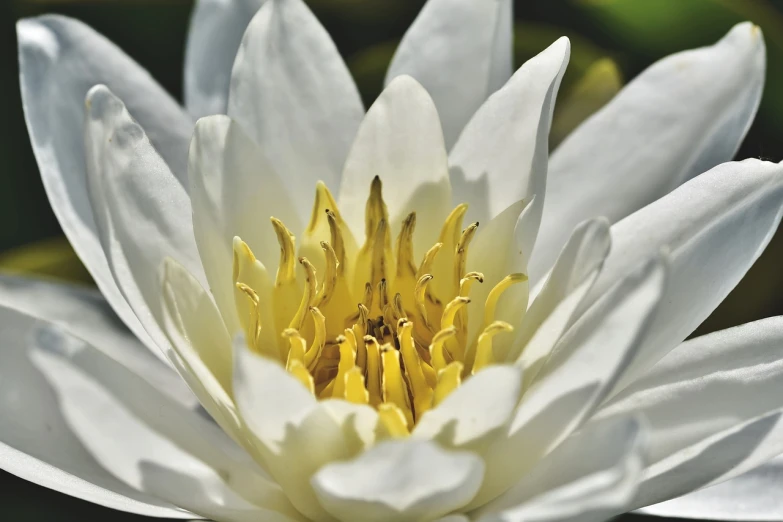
2 0 783 520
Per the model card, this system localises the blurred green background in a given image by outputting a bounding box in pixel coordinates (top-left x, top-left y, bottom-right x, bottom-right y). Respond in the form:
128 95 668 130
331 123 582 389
1 0 783 520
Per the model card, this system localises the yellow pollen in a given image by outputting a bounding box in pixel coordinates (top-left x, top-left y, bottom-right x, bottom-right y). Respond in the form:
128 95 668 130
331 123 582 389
236 178 526 431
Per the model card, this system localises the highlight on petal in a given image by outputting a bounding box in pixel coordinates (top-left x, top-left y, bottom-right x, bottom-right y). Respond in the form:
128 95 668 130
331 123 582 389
312 439 484 522
589 159 783 394
185 0 266 118
17 14 194 357
386 0 513 149
339 75 452 257
533 22 766 281
84 85 205 358
228 0 364 218
449 37 570 232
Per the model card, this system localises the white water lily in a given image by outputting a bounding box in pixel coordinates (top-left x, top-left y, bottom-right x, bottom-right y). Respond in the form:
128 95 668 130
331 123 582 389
6 0 783 521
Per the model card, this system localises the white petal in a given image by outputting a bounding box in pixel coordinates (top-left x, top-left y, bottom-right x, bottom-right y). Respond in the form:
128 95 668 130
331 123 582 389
449 37 570 230
638 456 783 521
339 75 452 256
312 439 484 522
509 218 610 372
0 304 192 518
597 316 783 464
188 115 301 334
533 23 766 281
233 340 378 520
386 0 513 149
589 159 783 394
474 416 644 522
414 365 522 450
633 409 783 510
184 0 265 118
0 275 196 407
84 85 206 356
228 0 364 218
17 15 193 357
27 320 300 521
470 255 666 508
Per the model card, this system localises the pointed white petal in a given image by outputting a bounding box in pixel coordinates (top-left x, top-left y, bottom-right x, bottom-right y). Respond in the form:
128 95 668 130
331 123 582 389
449 37 570 229
414 365 522 450
0 304 192 518
0 275 195 408
597 317 783 464
588 159 783 394
471 256 666 508
339 75 452 255
312 439 484 522
509 218 610 372
533 23 766 281
475 416 644 522
386 0 513 149
638 456 783 521
184 0 265 118
633 409 783 510
27 318 300 521
188 115 301 334
84 85 206 357
233 341 378 520
17 14 194 357
228 0 363 218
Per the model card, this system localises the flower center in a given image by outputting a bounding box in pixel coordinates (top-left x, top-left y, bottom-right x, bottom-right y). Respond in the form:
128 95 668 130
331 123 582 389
234 177 524 435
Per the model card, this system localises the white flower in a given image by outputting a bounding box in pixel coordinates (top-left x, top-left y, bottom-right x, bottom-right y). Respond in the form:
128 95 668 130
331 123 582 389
5 1 782 521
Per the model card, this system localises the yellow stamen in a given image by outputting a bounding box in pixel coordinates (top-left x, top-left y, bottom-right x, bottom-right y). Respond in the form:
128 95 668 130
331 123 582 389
472 321 514 375
459 272 484 298
332 333 357 399
288 359 315 394
283 328 306 369
381 345 414 428
288 258 317 331
364 336 383 407
270 219 296 285
399 320 432 420
433 361 463 407
303 306 326 370
429 326 456 374
484 273 528 329
376 403 410 440
344 367 369 405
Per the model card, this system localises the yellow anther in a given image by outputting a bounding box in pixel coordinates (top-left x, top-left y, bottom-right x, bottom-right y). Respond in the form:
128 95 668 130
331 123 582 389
317 241 338 307
344 367 369 405
454 222 479 285
429 326 456 374
288 359 315 395
307 181 341 234
236 282 262 349
414 274 434 328
376 403 410 440
459 272 484 297
441 296 470 331
396 212 417 279
288 257 317 331
332 333 357 398
326 210 346 272
366 175 390 241
270 218 297 285
303 307 326 370
370 219 390 302
399 321 432 420
432 204 468 300
393 293 406 320
433 361 463 407
364 336 383 407
472 321 514 375
381 345 414 428
484 273 528 329
439 204 469 246
416 243 443 282
283 328 306 369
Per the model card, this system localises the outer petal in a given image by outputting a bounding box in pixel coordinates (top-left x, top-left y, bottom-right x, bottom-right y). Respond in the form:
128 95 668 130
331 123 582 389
596 317 783 464
470 255 666 508
532 23 766 281
312 440 484 522
449 37 570 229
0 275 195 408
27 315 300 521
632 409 783 510
184 0 265 118
474 416 644 522
338 75 452 257
385 0 513 149
17 15 193 354
84 85 205 355
188 115 301 334
228 0 364 218
638 456 783 521
587 159 783 393
233 341 378 520
0 304 192 518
